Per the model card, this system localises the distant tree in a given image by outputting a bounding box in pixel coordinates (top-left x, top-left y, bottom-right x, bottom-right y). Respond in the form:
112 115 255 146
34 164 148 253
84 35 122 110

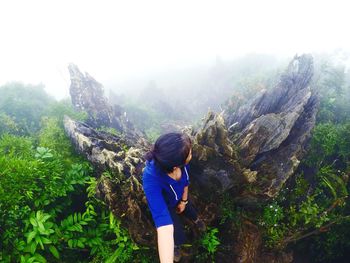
0 112 20 135
0 82 54 135
312 55 350 124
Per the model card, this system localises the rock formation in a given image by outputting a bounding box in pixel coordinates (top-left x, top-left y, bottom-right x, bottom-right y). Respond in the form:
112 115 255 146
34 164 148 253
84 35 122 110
225 54 318 199
64 54 318 262
68 64 142 143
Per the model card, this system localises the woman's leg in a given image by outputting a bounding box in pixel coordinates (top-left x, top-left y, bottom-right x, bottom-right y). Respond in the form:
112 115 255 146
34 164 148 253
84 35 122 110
183 201 198 221
168 207 186 246
183 201 206 231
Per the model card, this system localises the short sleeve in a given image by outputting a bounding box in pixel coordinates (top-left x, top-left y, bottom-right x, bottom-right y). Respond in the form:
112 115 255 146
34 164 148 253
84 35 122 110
143 174 173 228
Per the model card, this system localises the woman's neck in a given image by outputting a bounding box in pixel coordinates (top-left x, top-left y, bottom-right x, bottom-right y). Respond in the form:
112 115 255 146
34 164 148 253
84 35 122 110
167 167 182 181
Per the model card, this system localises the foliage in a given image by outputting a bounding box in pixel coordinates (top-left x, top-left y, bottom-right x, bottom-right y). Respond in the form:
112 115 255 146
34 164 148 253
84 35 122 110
228 56 350 256
46 99 88 123
259 56 350 256
289 65 350 259
260 203 286 248
97 126 120 136
313 56 350 124
0 133 90 260
122 102 163 142
0 112 20 135
0 82 54 135
308 221 350 262
304 123 339 167
0 133 34 158
196 227 221 262
38 117 79 164
145 127 161 143
0 130 145 262
260 117 350 261
219 192 241 225
0 85 149 262
260 163 349 249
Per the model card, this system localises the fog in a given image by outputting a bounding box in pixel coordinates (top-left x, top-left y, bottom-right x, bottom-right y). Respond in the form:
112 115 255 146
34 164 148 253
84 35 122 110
0 0 350 99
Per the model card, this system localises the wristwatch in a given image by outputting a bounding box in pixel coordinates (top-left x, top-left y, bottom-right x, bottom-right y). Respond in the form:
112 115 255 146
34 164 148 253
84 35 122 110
180 199 188 205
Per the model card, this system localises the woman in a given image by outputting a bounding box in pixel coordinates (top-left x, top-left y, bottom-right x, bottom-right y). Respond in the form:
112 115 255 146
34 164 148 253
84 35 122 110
142 132 205 262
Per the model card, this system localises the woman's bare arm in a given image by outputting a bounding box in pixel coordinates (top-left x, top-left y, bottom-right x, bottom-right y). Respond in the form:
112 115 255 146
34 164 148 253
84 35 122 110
157 224 174 263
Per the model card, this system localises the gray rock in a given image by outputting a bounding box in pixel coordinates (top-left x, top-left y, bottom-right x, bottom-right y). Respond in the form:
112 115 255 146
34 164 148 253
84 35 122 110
224 54 318 197
68 64 142 142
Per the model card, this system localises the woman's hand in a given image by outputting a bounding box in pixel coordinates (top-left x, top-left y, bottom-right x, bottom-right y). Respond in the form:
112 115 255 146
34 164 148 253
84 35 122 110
176 202 186 214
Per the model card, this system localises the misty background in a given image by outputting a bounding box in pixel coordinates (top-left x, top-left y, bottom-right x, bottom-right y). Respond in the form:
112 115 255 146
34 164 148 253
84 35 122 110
1 0 350 99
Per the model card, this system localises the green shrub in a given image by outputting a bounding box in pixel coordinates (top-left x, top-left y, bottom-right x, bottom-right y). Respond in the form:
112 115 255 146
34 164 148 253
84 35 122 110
197 227 220 262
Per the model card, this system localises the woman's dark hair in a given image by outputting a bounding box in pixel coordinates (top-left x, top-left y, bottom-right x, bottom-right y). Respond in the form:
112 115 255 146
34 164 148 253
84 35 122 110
145 132 192 173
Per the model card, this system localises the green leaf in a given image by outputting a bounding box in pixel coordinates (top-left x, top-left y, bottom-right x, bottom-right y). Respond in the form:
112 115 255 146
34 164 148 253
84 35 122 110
49 245 60 259
27 231 37 244
35 147 53 159
42 214 51 222
30 241 37 255
34 253 47 263
41 237 52 244
91 246 98 255
105 247 123 263
44 222 54 229
77 240 85 248
36 211 43 221
68 215 73 225
329 173 348 197
30 218 38 227
35 235 44 250
16 240 26 251
109 212 115 227
322 177 337 199
37 221 46 233
90 210 97 216
68 239 73 248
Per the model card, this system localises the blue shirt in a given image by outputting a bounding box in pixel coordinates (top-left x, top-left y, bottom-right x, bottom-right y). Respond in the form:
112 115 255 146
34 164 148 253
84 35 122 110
142 159 190 228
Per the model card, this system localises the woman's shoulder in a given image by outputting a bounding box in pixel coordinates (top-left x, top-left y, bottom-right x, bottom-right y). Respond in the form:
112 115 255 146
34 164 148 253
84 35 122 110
142 160 162 182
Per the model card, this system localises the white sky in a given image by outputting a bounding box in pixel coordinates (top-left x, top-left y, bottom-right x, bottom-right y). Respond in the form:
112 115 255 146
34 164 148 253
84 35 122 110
0 0 349 99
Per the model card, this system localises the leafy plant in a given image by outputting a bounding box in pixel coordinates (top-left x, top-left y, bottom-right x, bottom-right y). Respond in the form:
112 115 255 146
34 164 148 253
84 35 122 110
260 202 286 248
197 227 220 262
18 211 57 261
219 192 240 225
